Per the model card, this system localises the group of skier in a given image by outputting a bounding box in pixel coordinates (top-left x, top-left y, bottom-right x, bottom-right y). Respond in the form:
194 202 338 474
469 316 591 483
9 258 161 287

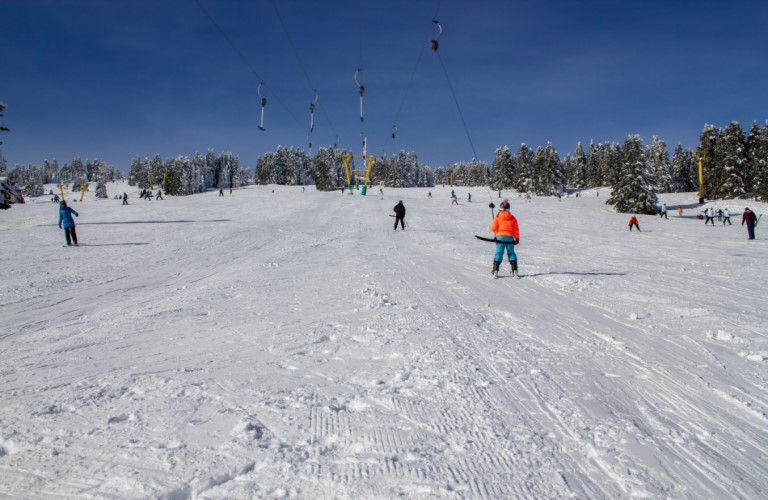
628 205 758 239
139 188 163 200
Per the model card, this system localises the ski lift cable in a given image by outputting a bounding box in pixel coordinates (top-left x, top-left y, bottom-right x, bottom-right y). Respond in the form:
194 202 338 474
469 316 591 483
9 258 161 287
391 0 443 142
435 50 493 206
435 51 478 163
192 0 301 128
268 0 340 146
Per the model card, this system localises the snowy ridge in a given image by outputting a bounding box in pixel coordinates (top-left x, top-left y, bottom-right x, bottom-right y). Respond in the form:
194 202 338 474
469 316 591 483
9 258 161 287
1 184 767 498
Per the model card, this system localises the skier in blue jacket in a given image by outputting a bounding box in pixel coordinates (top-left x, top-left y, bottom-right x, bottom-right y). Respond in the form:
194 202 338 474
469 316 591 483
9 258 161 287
58 200 79 246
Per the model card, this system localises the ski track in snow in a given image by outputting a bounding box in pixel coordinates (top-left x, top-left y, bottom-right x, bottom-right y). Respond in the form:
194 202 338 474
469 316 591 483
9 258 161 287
1 184 767 498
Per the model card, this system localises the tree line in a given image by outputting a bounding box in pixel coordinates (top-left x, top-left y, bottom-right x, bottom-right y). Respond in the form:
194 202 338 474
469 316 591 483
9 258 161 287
3 120 767 213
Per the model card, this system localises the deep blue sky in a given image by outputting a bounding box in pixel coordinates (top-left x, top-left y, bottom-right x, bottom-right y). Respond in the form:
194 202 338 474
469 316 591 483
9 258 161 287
2 0 767 171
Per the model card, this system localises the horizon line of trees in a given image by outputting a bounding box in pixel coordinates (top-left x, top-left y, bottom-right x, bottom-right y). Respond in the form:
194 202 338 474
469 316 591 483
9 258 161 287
3 120 766 212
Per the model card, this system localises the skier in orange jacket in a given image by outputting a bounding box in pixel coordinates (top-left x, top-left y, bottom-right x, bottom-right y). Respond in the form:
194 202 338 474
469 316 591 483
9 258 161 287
490 199 520 278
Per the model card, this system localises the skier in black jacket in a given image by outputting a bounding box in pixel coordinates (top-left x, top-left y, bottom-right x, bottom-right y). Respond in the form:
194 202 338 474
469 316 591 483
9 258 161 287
393 200 406 230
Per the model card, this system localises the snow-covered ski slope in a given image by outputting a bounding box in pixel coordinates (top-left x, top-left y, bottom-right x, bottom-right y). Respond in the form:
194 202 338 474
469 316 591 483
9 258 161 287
1 184 767 498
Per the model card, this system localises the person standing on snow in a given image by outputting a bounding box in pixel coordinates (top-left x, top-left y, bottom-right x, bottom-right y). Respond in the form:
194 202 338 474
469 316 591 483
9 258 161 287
722 208 732 225
742 208 758 240
122 192 129 205
660 203 668 219
393 200 406 230
704 207 715 225
58 200 79 246
155 189 164 200
490 199 520 278
628 215 640 231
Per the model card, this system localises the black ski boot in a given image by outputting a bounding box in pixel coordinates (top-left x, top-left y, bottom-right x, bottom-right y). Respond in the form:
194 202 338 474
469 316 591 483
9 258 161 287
491 261 500 279
510 260 519 278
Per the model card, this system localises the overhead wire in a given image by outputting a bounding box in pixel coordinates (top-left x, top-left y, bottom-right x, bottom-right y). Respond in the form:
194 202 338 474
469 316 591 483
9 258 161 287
390 0 443 150
192 0 301 128
271 0 338 152
430 24 491 209
357 0 366 155
268 0 340 152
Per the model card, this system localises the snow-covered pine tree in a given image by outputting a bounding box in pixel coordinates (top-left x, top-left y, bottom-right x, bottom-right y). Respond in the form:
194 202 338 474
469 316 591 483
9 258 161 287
368 154 389 186
95 179 107 198
128 157 145 187
714 122 747 199
148 154 163 190
697 124 719 199
238 164 253 186
671 144 695 193
388 152 411 187
530 143 563 195
433 166 449 185
607 134 658 214
163 156 183 195
748 121 768 201
647 137 673 193
313 148 333 191
546 142 565 195
489 146 515 191
466 159 489 187
514 144 533 193
256 152 273 185
585 142 600 187
571 143 587 188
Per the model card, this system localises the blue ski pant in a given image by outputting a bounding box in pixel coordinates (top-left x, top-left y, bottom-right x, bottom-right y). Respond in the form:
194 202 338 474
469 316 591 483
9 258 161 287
494 236 517 263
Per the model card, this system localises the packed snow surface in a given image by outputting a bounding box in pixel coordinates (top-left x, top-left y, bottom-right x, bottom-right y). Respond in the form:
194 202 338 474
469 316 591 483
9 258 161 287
1 184 767 498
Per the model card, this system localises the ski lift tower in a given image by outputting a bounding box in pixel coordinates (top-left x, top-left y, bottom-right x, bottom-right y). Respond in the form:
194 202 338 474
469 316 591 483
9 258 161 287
341 152 375 195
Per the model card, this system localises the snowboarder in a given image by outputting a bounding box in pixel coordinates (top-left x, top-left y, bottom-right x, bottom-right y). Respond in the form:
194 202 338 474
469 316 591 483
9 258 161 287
393 200 406 230
722 208 732 225
155 189 164 200
660 203 668 219
742 208 758 240
628 216 640 231
58 200 79 246
122 192 129 205
490 199 520 278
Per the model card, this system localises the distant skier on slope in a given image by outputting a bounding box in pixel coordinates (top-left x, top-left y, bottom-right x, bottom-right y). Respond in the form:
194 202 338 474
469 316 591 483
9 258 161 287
704 207 715 225
58 200 79 246
628 215 640 231
490 199 520 278
393 200 406 231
